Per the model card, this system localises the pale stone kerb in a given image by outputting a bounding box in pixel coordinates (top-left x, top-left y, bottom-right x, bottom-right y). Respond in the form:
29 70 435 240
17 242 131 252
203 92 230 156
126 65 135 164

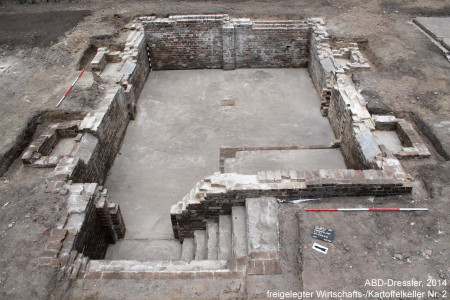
246 197 279 255
355 129 383 163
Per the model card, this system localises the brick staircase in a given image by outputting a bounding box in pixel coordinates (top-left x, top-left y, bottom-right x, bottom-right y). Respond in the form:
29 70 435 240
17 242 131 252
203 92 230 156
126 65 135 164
79 197 282 279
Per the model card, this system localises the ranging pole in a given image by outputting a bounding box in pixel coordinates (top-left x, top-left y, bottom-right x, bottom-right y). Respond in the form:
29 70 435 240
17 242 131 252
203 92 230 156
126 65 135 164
56 68 85 107
305 208 428 211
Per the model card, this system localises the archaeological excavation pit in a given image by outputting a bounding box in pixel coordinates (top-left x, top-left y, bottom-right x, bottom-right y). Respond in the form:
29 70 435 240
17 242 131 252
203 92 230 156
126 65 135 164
103 67 345 260
34 15 431 280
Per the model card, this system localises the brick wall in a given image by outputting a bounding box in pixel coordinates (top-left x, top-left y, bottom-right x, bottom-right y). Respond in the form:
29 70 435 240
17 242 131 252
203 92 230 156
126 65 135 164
328 87 366 169
234 21 310 68
144 16 224 70
40 184 126 268
76 87 129 184
72 190 110 259
71 24 150 184
308 33 332 113
327 79 380 170
40 184 126 269
142 15 311 70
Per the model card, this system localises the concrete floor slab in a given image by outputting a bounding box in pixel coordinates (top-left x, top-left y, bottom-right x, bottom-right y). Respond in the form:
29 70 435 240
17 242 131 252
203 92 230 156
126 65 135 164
224 148 346 174
104 68 336 259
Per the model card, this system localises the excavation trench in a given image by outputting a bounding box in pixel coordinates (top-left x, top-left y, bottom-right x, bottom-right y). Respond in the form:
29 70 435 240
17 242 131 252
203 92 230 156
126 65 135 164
34 16 420 278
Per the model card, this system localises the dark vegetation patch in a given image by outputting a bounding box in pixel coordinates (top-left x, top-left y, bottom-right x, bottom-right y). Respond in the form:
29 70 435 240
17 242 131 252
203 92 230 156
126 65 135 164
0 10 90 49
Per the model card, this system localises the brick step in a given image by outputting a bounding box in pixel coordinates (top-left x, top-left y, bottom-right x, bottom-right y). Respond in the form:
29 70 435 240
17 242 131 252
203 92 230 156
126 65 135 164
206 221 219 260
81 258 246 280
180 238 194 262
218 215 232 260
194 230 207 260
231 206 247 258
246 197 279 256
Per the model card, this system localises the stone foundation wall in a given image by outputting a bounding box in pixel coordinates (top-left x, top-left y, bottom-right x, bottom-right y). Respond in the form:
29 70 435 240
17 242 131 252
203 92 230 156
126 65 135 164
141 15 311 70
126 30 152 102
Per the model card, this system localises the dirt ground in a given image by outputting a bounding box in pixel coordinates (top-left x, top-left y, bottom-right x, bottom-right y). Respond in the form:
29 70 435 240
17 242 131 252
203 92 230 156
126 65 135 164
0 0 449 299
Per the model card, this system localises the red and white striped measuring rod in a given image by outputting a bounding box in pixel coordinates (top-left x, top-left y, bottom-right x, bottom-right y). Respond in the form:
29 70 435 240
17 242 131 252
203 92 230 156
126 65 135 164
56 68 85 107
305 208 428 211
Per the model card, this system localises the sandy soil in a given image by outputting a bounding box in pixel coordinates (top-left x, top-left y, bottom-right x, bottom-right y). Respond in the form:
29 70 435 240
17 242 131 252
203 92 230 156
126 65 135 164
0 0 448 299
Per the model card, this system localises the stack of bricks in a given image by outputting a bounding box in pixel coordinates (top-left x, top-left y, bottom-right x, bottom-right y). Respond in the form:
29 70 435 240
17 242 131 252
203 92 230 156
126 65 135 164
95 188 127 244
39 229 68 268
108 203 126 239
171 170 413 240
308 18 332 116
331 44 370 71
53 157 85 182
122 22 151 115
